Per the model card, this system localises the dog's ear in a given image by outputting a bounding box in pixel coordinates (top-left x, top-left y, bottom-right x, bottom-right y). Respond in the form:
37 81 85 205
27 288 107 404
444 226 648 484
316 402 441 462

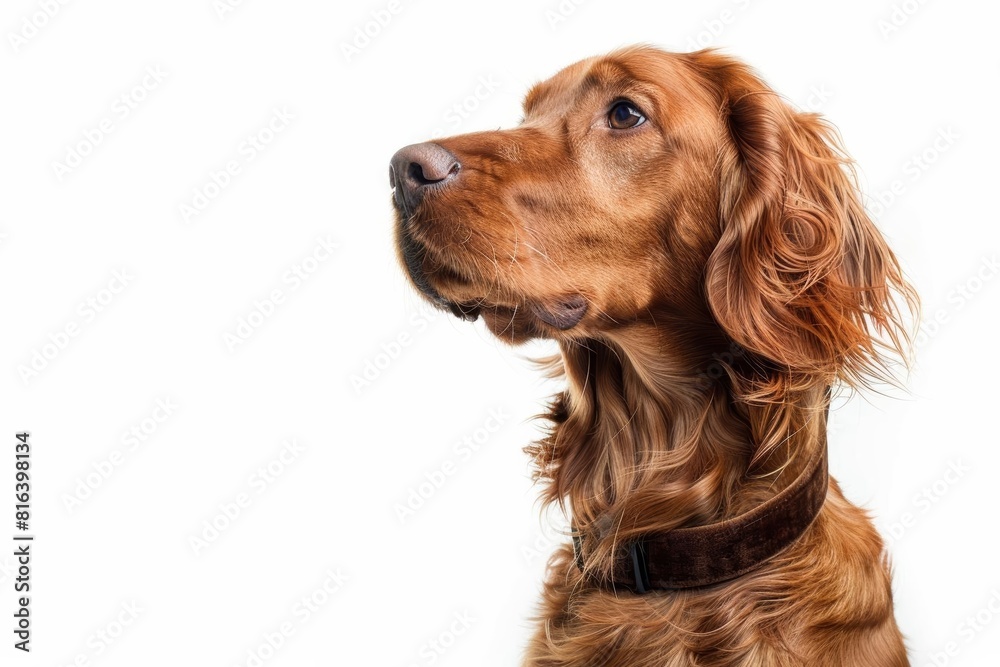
703 60 917 390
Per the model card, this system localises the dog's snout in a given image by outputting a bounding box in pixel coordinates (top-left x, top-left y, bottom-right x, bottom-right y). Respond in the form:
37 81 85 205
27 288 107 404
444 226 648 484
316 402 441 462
389 142 460 210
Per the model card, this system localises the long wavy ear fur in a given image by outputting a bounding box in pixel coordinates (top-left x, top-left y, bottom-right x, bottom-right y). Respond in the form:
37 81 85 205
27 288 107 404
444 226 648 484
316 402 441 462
698 53 918 397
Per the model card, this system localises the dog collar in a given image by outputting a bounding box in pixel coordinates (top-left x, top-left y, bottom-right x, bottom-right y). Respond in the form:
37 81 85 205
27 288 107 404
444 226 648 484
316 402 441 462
572 442 829 593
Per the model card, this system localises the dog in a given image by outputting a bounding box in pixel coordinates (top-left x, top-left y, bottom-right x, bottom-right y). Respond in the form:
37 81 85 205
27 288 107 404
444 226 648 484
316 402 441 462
389 46 916 666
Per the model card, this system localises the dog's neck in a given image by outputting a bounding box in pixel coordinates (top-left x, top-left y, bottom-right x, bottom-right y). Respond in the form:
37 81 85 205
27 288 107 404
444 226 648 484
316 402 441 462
534 322 828 566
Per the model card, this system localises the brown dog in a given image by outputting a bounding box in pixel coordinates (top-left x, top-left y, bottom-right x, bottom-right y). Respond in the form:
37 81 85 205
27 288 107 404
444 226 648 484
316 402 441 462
390 46 916 666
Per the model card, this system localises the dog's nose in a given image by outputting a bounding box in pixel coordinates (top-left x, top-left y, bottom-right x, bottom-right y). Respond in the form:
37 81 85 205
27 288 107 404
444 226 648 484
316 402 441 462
389 142 460 210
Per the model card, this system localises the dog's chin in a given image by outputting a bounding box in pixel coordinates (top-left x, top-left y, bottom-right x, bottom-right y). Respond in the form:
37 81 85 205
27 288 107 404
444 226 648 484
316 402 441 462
412 276 592 342
432 292 592 344
400 257 590 341
408 266 592 338
477 297 591 343
396 213 589 339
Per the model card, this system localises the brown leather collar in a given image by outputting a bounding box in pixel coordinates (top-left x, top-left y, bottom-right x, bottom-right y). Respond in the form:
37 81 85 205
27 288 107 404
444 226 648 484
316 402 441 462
573 442 829 593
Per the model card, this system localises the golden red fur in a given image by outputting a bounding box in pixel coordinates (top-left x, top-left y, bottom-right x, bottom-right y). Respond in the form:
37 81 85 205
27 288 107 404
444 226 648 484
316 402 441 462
391 46 918 666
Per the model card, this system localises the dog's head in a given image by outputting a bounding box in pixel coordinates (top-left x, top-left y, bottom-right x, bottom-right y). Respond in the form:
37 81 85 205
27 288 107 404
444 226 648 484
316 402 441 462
390 46 915 389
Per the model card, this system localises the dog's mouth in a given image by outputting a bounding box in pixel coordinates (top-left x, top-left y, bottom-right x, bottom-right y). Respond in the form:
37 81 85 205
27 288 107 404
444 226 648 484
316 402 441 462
394 210 483 322
394 208 589 332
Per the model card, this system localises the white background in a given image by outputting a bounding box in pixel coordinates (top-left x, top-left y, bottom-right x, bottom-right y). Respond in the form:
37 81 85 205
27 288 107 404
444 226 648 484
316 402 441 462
1 0 998 665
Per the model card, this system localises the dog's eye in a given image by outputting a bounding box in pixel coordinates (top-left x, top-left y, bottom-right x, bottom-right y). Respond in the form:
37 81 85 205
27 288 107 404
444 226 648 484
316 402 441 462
608 101 646 130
